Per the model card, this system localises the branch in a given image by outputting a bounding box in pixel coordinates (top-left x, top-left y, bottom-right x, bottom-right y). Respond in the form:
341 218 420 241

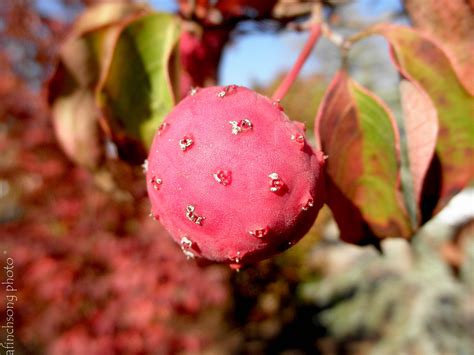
272 21 322 101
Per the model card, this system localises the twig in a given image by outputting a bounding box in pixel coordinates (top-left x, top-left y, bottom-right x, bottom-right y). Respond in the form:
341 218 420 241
272 5 323 101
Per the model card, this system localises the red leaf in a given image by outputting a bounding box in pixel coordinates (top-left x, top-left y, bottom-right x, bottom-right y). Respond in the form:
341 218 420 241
399 80 438 217
324 173 379 246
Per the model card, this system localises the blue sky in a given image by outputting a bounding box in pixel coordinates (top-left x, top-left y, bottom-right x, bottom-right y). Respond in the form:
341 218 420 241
213 0 404 87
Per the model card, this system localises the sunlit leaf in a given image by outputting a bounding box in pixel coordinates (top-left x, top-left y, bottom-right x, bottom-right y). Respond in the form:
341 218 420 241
98 13 181 148
316 71 412 244
404 0 474 95
372 24 474 216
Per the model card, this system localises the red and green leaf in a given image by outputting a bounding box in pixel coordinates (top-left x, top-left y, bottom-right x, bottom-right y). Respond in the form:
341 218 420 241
404 0 474 95
316 71 412 244
49 4 181 168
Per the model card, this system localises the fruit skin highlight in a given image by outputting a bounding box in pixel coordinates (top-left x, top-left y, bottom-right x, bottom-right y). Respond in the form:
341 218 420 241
146 85 325 266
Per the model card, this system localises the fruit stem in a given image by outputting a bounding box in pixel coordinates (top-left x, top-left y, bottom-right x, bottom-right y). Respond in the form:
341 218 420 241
272 23 322 102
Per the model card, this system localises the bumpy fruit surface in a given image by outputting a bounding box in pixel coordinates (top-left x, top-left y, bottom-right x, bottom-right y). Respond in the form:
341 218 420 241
146 85 325 266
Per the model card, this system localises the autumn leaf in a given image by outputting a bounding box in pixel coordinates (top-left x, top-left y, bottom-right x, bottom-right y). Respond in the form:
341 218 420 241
323 172 380 246
315 71 412 244
399 79 438 223
404 0 474 95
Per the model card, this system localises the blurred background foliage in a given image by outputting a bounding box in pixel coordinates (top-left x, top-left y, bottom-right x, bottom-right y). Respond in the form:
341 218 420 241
1 0 473 354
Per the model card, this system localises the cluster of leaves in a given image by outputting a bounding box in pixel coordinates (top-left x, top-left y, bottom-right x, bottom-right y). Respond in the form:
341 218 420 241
48 2 180 168
316 1 473 246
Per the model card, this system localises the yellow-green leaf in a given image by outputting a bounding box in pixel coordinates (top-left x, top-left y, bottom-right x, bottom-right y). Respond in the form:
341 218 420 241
98 13 181 148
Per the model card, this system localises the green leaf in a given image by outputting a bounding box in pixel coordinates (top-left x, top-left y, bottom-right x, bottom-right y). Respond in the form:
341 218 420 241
316 71 412 244
98 13 181 148
372 24 474 216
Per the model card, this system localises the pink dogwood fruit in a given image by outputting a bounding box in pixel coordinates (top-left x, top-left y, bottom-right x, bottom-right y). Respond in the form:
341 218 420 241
146 85 325 267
